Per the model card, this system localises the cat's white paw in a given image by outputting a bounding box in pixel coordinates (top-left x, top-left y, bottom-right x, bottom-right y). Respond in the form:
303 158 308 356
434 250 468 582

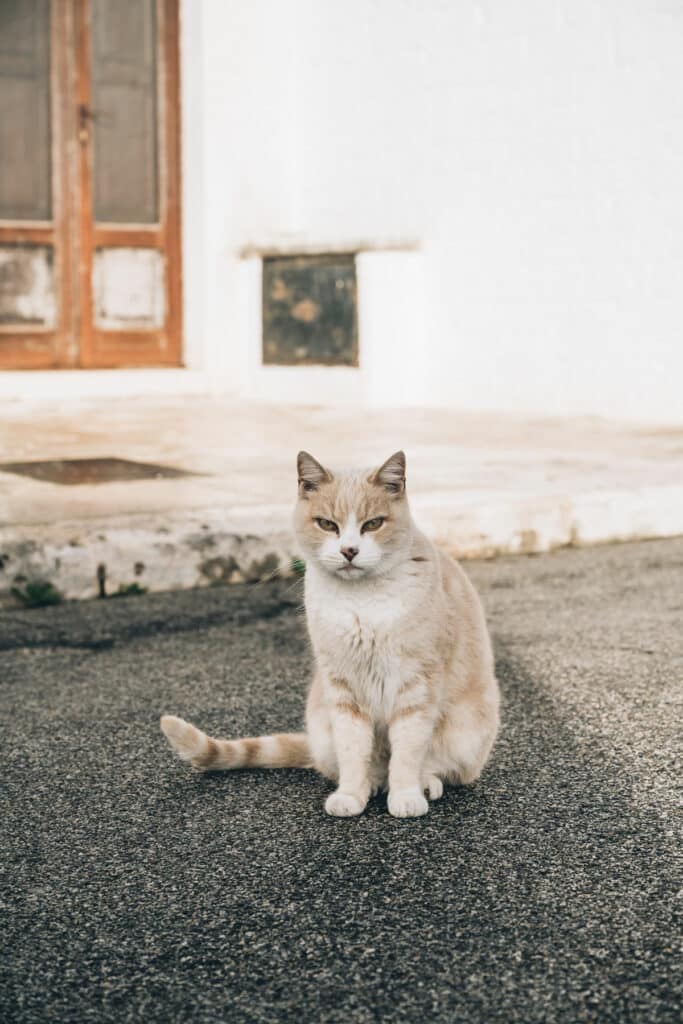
325 790 366 817
388 787 429 818
424 774 443 800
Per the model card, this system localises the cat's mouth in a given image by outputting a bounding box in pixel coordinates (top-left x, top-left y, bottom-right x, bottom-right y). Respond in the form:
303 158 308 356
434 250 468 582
337 563 363 574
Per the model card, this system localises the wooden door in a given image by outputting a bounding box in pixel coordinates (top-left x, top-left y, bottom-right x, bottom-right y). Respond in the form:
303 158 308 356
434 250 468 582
0 0 181 370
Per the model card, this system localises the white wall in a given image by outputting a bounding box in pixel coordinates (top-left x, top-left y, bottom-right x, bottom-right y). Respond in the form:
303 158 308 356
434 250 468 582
182 0 683 423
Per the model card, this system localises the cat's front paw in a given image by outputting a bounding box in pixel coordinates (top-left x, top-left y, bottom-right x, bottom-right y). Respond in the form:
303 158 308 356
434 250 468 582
423 774 443 800
325 790 367 817
387 787 429 819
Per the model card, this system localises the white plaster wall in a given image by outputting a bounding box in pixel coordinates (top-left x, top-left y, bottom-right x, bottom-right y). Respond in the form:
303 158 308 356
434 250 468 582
182 0 683 422
180 0 303 388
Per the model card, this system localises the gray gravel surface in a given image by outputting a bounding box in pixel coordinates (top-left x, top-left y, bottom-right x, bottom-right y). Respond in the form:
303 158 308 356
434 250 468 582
1 538 682 1023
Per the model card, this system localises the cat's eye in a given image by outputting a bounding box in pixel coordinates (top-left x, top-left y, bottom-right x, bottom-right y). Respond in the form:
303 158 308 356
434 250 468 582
315 517 339 533
362 517 385 533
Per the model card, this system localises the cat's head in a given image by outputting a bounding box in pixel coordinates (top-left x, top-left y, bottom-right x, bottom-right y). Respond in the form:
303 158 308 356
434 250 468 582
293 450 412 580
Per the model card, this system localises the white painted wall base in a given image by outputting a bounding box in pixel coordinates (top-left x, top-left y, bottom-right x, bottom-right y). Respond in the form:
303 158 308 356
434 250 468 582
0 369 214 402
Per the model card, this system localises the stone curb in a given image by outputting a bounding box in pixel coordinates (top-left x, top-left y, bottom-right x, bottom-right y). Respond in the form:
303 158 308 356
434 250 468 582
2 484 683 607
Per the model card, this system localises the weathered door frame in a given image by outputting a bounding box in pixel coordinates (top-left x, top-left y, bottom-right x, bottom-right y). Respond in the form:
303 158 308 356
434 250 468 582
0 0 182 370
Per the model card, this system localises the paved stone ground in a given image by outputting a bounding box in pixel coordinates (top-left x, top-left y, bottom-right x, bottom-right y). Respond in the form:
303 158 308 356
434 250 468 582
1 539 681 1023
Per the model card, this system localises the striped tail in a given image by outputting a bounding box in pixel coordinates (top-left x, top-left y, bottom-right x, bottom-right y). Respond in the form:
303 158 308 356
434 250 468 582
160 715 312 771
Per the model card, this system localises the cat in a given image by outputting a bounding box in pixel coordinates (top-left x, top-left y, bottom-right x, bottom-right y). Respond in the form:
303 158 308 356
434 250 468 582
160 450 500 818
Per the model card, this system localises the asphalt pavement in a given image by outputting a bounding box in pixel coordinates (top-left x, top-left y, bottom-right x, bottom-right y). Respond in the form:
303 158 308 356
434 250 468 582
1 538 681 1023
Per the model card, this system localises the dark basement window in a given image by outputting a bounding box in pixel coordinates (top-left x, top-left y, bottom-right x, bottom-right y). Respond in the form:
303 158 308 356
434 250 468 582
262 254 358 367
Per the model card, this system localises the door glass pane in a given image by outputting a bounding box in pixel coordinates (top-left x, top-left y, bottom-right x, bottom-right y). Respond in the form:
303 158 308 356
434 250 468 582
0 0 51 221
90 0 158 223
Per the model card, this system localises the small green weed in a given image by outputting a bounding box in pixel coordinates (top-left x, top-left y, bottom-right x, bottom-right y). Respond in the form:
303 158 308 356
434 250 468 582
11 579 64 608
112 582 149 598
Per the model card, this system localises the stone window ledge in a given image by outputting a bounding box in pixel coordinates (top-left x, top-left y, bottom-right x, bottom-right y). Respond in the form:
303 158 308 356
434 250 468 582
239 238 420 259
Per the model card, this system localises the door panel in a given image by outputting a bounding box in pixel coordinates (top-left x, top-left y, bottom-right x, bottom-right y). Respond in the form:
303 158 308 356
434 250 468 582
0 244 56 327
0 0 181 370
93 246 164 329
0 0 52 221
90 0 159 224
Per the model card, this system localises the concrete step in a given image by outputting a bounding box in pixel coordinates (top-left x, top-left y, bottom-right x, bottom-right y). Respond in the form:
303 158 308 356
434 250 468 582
1 396 682 605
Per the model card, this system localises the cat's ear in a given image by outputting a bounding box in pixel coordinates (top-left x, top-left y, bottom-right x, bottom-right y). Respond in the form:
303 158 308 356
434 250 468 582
297 451 333 495
369 450 406 496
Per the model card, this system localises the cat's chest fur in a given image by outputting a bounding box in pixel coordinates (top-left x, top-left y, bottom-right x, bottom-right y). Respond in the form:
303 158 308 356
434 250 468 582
310 582 418 716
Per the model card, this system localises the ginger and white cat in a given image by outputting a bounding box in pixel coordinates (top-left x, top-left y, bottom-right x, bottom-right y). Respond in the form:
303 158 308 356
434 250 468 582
161 450 500 818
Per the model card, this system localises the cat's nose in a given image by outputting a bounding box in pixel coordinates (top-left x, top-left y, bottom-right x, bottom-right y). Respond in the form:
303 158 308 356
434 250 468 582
341 546 359 562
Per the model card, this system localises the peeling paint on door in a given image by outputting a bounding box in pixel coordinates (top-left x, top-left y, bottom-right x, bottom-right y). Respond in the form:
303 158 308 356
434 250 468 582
0 245 57 326
93 247 165 329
